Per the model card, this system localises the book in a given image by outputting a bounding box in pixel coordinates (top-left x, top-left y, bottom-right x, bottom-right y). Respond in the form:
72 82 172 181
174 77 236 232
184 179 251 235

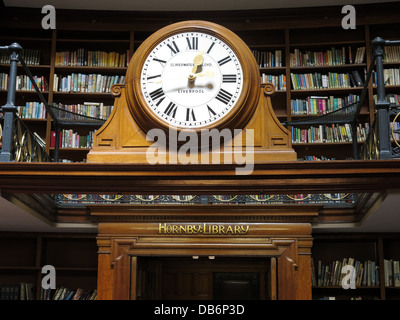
393 260 400 287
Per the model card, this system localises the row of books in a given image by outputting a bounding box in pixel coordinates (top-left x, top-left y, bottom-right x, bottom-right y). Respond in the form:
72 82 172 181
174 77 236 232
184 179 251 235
0 73 49 91
391 122 400 141
53 73 125 93
290 71 364 90
252 49 283 68
376 68 400 86
384 259 400 287
374 93 400 105
0 283 97 300
56 102 113 120
261 73 286 90
291 123 369 144
16 101 113 121
317 296 366 300
55 48 129 68
300 155 336 161
0 49 41 65
291 94 360 115
41 287 97 300
289 46 365 67
50 129 97 149
16 102 47 119
311 258 379 287
0 282 34 300
3 45 399 69
384 46 400 63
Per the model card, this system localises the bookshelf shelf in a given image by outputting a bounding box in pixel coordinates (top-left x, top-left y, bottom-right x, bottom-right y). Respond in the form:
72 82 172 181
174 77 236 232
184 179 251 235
52 92 114 96
293 142 364 147
290 64 367 71
291 87 364 94
49 147 91 152
290 40 366 48
54 66 127 72
0 64 51 69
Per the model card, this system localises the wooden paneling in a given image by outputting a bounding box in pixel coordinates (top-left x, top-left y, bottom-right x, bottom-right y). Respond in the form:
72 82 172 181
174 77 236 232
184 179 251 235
95 221 312 300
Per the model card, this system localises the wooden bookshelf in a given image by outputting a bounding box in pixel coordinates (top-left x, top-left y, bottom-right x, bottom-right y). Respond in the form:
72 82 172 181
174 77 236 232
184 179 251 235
1 5 400 162
312 233 400 300
0 232 97 300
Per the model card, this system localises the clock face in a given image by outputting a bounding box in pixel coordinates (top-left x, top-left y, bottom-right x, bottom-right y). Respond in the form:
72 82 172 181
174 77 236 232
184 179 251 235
140 32 244 129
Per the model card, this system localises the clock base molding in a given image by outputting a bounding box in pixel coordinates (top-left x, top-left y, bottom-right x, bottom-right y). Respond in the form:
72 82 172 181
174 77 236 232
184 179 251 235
87 84 297 165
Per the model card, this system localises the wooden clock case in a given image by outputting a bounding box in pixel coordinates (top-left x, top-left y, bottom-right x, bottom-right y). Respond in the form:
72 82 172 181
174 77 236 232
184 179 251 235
87 20 296 164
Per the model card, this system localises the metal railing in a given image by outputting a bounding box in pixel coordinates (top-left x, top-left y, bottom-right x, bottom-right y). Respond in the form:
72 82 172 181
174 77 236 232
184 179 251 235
0 43 51 162
360 37 400 160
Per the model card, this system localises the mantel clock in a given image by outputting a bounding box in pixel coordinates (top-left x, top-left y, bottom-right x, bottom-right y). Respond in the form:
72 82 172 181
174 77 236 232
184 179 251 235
87 20 296 164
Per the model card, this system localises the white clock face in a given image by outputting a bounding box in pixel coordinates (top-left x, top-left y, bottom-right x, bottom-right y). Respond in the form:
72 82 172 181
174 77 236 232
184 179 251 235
140 31 243 129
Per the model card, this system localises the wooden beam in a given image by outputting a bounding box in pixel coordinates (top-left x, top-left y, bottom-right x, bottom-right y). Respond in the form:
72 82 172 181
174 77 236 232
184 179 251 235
0 160 399 194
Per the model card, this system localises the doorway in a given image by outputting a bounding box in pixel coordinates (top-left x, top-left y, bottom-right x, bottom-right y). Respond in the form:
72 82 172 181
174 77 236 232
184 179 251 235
134 256 272 300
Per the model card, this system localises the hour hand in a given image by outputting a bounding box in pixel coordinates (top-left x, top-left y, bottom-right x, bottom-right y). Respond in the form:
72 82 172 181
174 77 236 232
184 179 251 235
188 70 214 80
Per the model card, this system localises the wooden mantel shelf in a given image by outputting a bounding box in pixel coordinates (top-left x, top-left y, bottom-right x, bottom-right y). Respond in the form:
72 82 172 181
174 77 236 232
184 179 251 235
0 160 399 194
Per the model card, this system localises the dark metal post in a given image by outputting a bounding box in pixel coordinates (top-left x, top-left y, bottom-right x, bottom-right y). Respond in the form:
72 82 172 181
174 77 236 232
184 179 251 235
372 37 392 160
0 43 22 162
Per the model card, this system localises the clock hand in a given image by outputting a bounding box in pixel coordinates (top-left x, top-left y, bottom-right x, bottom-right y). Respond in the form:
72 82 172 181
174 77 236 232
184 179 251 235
188 70 215 81
192 50 204 74
148 70 215 84
188 70 214 88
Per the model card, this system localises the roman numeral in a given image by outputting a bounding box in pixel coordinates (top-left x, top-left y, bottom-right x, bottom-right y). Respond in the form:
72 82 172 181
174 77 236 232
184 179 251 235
164 102 178 118
186 108 196 122
167 41 180 55
149 87 165 105
223 74 237 83
215 89 233 105
153 58 166 66
207 105 216 117
186 37 198 50
207 42 215 54
218 56 232 66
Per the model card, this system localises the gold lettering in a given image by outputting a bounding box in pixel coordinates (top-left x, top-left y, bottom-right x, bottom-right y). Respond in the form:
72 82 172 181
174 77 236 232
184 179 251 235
159 223 167 234
241 225 250 234
193 225 201 234
159 223 250 235
179 225 186 234
212 225 219 234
